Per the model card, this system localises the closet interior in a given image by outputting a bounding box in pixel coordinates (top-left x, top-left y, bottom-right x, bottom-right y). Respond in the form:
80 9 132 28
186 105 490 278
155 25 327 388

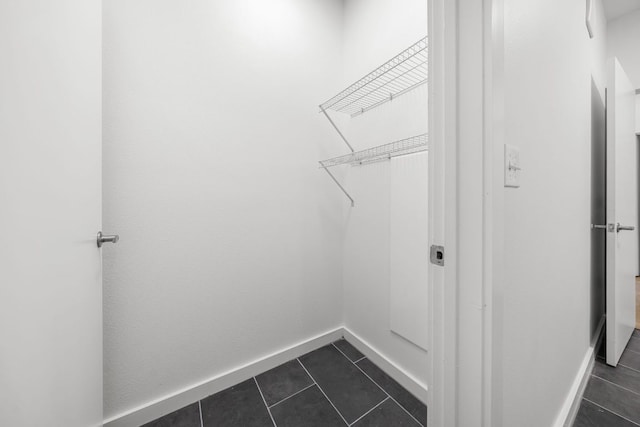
102 1 431 425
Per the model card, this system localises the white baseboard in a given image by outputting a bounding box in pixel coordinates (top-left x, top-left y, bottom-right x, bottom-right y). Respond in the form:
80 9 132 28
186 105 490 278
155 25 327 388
104 327 344 427
553 315 605 427
342 327 429 403
104 326 430 426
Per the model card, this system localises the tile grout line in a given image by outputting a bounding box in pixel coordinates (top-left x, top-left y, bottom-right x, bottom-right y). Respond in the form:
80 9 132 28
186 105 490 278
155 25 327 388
353 355 367 363
595 355 640 374
618 361 640 374
582 397 640 427
198 400 204 427
626 347 640 356
348 397 390 426
254 377 278 427
268 383 316 409
332 344 425 427
296 358 350 426
591 373 640 397
331 343 425 427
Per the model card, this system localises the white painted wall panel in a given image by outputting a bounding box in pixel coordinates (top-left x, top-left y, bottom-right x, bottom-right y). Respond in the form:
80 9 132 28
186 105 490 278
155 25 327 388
341 0 429 390
102 0 345 420
499 0 608 425
389 152 429 350
607 9 640 88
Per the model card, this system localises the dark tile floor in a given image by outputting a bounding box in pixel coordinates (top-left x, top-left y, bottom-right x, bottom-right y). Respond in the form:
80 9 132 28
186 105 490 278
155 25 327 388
574 329 640 427
142 339 428 427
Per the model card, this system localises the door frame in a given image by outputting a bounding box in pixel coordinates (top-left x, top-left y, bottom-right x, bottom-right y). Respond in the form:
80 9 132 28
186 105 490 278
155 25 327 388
427 0 502 425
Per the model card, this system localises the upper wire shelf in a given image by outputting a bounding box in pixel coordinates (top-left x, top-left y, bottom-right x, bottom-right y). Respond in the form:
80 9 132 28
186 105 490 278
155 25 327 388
320 37 428 117
320 134 428 169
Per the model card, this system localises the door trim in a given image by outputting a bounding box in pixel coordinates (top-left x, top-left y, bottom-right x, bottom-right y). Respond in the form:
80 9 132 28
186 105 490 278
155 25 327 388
427 0 503 425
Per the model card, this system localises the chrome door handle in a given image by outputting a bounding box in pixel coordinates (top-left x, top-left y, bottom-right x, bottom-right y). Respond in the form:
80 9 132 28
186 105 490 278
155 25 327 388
616 223 635 232
591 224 615 232
97 231 119 248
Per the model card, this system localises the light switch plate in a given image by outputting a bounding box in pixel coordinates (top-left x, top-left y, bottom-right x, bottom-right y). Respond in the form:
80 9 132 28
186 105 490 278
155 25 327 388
504 144 520 188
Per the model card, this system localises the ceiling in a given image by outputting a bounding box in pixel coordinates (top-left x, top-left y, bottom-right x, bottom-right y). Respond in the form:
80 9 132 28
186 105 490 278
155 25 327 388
602 0 640 21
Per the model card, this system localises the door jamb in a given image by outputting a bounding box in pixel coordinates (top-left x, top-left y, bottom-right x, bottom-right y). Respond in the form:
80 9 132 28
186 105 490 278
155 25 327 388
427 0 503 425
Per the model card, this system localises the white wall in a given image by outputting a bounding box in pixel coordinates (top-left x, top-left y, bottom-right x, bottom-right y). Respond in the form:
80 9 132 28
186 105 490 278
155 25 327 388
340 0 429 389
102 0 345 420
607 9 640 88
497 0 608 426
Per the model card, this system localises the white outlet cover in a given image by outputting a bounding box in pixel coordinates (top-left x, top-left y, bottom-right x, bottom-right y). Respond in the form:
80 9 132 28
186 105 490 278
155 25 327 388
504 144 520 188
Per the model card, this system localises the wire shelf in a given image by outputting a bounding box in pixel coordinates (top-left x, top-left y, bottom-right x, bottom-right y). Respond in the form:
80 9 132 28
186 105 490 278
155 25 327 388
320 37 428 117
320 134 428 168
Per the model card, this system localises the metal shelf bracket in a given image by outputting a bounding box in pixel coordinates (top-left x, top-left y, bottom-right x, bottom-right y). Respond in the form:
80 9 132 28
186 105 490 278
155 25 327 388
319 162 354 207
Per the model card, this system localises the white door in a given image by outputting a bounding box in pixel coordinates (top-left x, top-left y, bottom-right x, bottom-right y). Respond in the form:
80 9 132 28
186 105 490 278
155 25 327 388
0 1 104 426
606 58 638 366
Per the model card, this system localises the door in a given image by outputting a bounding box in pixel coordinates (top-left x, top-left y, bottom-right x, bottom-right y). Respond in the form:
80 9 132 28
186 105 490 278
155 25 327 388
0 1 103 426
606 58 638 366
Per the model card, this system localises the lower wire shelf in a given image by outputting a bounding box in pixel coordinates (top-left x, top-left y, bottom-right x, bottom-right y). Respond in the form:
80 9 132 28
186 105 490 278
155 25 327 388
319 133 428 206
320 134 428 168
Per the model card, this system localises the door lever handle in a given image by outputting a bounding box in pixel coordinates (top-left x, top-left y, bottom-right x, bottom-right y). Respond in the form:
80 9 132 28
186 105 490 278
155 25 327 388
97 231 119 248
591 224 616 232
616 223 635 232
